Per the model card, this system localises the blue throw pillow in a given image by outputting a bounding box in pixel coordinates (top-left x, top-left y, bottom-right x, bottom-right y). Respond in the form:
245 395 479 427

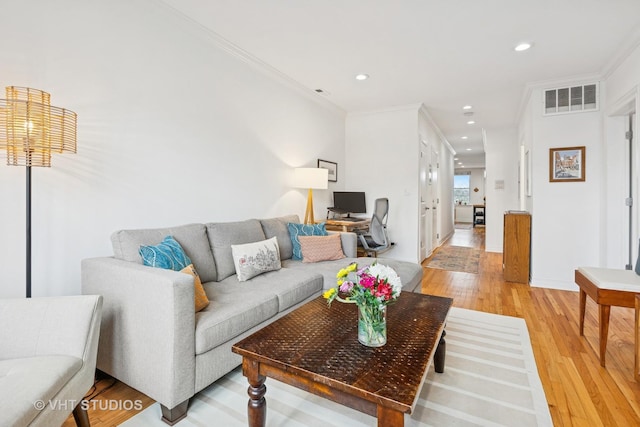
287 222 328 260
139 235 192 271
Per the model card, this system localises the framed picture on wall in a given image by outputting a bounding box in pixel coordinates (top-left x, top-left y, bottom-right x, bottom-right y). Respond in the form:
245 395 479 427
317 159 338 182
549 146 585 182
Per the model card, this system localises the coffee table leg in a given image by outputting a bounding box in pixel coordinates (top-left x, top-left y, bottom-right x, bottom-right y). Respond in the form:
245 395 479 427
243 359 266 427
377 405 404 427
434 329 446 373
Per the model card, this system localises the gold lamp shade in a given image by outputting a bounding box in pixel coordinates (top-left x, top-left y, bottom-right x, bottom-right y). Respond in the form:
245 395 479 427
0 86 77 167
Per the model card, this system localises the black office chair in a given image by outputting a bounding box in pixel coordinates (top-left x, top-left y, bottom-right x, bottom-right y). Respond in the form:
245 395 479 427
358 198 391 257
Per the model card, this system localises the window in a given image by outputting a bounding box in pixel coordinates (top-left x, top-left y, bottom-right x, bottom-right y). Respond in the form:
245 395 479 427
544 83 598 115
454 173 470 205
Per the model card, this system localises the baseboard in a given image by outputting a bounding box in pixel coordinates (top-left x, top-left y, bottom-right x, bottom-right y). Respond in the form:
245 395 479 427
530 278 578 291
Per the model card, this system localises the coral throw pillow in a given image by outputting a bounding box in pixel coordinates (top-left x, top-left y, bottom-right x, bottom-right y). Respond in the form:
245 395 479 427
181 264 210 312
287 222 328 260
299 234 346 263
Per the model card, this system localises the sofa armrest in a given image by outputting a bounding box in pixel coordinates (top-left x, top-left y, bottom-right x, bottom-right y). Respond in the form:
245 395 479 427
328 231 357 258
0 295 102 362
81 257 195 409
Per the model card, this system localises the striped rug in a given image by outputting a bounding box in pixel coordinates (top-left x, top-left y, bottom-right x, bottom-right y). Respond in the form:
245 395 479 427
122 308 552 426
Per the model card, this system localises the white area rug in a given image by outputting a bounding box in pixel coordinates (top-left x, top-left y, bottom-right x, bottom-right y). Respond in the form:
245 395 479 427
121 308 552 426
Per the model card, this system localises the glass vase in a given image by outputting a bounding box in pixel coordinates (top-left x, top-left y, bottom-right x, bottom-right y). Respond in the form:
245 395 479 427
357 304 387 347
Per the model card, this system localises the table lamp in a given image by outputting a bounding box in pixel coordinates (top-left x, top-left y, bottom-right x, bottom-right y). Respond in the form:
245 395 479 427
294 167 328 224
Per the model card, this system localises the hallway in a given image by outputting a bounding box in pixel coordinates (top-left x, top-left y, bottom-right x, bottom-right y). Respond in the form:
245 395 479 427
420 227 640 426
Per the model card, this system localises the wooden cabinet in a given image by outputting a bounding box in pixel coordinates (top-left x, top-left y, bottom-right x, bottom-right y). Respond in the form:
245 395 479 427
503 211 531 283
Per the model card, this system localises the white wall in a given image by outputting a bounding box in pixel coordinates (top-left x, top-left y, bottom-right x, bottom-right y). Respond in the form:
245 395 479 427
521 83 602 290
345 106 420 263
484 128 520 253
0 0 346 297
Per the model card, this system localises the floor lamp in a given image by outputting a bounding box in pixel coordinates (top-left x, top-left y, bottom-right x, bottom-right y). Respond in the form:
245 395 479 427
0 87 77 298
294 167 328 224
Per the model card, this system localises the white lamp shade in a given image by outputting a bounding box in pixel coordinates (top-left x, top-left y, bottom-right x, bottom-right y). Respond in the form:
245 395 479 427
294 168 328 190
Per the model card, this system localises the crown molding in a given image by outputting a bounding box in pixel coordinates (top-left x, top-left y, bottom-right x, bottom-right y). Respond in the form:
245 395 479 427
418 104 455 155
347 103 423 117
602 26 640 80
524 72 602 91
156 0 345 116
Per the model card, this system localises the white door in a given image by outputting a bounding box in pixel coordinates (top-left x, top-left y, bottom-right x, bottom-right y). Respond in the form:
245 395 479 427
419 142 432 261
431 146 439 249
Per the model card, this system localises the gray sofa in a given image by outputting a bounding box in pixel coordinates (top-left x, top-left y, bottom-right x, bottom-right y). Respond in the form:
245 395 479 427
81 214 422 424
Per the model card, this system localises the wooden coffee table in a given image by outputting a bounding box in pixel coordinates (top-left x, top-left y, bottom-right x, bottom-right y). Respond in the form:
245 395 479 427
232 292 453 427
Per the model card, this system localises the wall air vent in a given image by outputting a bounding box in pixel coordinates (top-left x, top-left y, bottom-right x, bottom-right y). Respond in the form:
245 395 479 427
543 83 598 116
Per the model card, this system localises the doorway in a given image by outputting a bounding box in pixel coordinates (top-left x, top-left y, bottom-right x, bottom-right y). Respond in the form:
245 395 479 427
608 90 638 269
419 141 433 262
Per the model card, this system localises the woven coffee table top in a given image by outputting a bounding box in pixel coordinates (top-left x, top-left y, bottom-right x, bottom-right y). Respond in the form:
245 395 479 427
233 292 453 413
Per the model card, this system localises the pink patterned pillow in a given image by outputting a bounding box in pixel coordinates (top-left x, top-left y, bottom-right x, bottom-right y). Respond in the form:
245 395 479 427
298 234 346 263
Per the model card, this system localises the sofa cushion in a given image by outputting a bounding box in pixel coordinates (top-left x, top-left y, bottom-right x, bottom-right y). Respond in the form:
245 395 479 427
139 236 192 271
194 283 278 355
206 219 266 281
259 215 299 260
194 268 322 355
281 257 423 292
287 222 328 260
369 258 423 292
234 267 323 312
111 223 217 283
231 237 281 282
0 355 82 427
299 234 346 263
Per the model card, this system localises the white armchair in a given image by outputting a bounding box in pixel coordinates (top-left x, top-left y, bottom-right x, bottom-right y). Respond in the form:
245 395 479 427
0 295 103 427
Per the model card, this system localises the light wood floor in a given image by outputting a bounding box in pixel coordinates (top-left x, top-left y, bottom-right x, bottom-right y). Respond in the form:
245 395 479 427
66 226 640 426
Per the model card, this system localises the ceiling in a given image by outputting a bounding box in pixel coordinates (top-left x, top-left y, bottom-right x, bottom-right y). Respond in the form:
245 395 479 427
161 0 640 169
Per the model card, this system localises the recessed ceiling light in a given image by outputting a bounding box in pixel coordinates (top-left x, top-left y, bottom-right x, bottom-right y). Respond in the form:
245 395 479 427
514 43 532 52
463 105 472 110
466 148 472 151
467 120 475 125
458 162 463 165
461 136 468 140
454 157 459 160
355 74 369 81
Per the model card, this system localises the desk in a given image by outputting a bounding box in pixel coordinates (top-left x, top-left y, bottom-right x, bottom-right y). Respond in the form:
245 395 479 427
322 219 370 232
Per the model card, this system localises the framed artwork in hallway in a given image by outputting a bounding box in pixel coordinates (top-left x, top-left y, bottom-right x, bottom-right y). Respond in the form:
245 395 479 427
549 146 585 182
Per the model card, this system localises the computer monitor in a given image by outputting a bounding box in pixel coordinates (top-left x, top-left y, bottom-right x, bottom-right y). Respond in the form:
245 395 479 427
332 192 366 216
